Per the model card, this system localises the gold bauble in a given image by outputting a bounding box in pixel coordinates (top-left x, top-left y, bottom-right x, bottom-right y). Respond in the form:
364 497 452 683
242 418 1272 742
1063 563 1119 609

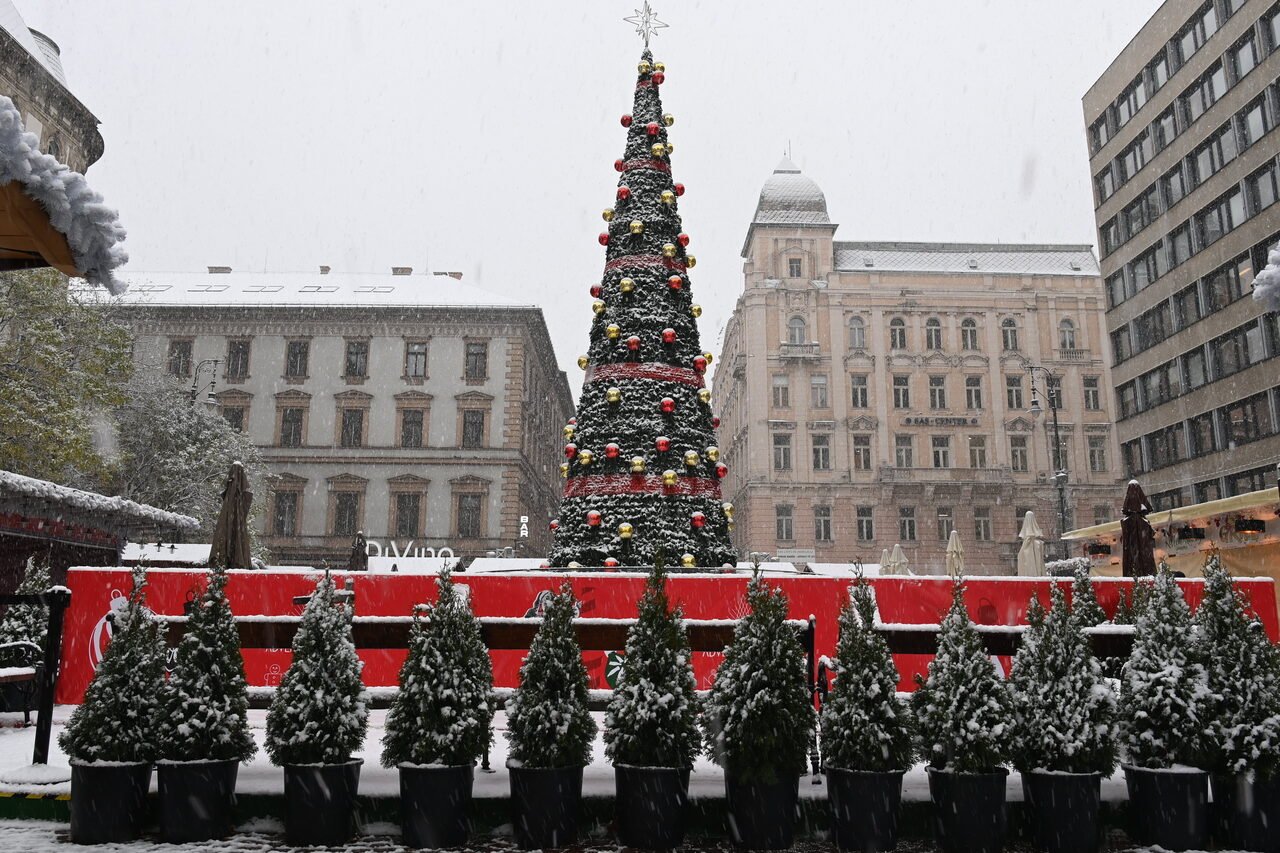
606 387 622 404
578 449 594 466
698 388 712 404
660 190 676 205
618 522 634 539
727 521 734 532
681 553 696 568
706 446 720 462
686 255 697 268
662 469 678 487
662 243 677 258
563 425 575 439
683 450 700 467
638 60 652 74
602 208 614 222
703 351 713 364
722 501 734 519
651 142 666 157
629 219 644 235
577 355 589 370
630 456 646 473
665 142 674 155
591 299 606 315
559 463 569 478
606 324 621 339
690 304 703 318
662 113 674 126
654 61 666 73
619 277 635 293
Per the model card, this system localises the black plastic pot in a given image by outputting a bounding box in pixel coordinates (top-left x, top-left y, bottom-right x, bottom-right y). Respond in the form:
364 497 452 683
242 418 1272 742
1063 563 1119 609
282 759 362 846
615 764 690 849
827 767 905 852
157 758 239 843
724 768 800 849
1021 770 1103 853
1122 764 1208 852
1212 771 1280 853
399 763 473 849
69 761 153 844
508 763 583 849
926 766 1008 853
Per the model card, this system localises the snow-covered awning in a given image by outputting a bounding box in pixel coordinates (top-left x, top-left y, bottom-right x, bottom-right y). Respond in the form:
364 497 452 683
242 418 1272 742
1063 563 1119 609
0 469 198 541
0 96 126 293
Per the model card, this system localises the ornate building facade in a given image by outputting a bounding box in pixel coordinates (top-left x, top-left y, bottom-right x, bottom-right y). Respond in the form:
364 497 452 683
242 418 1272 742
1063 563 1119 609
712 159 1124 573
112 267 573 565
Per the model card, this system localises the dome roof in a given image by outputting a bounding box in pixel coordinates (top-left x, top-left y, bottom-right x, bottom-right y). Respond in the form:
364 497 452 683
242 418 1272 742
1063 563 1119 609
751 155 830 225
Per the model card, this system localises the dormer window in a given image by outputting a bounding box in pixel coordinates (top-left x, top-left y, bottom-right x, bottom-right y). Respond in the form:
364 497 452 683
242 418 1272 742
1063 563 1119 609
788 258 803 278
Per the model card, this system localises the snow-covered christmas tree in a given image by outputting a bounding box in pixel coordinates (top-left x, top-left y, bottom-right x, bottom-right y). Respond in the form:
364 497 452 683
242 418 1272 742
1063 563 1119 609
546 46 733 570
0 556 51 649
1069 564 1107 628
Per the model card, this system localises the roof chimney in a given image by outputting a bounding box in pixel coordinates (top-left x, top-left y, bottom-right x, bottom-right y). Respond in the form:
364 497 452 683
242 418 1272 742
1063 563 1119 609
207 265 232 274
392 266 413 276
319 265 330 275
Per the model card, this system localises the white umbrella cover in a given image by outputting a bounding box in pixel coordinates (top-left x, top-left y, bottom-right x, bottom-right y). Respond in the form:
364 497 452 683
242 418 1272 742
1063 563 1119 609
945 530 965 578
888 544 909 576
879 548 892 576
1017 510 1046 577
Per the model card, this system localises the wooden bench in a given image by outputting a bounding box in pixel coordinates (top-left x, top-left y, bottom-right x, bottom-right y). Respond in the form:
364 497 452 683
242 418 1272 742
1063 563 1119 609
0 640 43 726
0 589 72 765
871 622 1135 658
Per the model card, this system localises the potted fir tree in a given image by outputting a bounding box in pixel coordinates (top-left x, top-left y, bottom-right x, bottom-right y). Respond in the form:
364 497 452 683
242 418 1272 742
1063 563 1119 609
156 564 256 842
505 583 596 849
911 581 1012 853
264 573 369 846
819 578 914 852
604 558 701 849
59 566 167 844
704 570 814 850
1194 554 1280 852
1010 584 1118 853
1119 569 1212 851
381 569 495 849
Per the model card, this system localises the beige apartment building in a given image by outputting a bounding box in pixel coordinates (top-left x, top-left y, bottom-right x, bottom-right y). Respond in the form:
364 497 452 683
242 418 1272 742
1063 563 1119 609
1086 0 1280 510
712 159 1123 573
112 267 573 565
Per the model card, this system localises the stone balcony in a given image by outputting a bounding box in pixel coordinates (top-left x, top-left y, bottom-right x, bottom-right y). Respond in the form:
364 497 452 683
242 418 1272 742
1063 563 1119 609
779 342 821 360
877 465 1014 484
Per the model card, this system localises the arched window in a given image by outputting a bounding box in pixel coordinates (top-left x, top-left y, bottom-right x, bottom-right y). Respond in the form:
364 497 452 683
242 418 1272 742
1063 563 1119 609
961 318 979 351
925 317 943 350
1059 318 1077 350
1001 318 1019 352
889 317 907 350
787 316 807 345
848 316 866 350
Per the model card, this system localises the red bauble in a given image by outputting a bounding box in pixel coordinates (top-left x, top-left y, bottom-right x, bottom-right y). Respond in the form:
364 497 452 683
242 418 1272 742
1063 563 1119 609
646 121 660 136
617 186 631 201
605 442 620 459
693 355 708 374
660 397 676 414
674 183 685 196
604 557 620 568
691 511 706 529
564 443 577 459
549 519 559 531
661 328 677 344
598 233 610 246
626 335 641 351
655 435 671 452
569 417 577 425
711 416 720 428
715 463 729 479
587 510 602 527
652 72 665 85
620 114 633 127
677 233 690 247
667 275 683 290
590 284 602 298
614 159 625 172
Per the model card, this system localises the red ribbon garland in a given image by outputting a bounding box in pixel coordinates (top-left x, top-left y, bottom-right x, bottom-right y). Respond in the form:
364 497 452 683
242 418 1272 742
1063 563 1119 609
586 362 704 388
603 254 687 274
564 474 723 500
617 158 671 174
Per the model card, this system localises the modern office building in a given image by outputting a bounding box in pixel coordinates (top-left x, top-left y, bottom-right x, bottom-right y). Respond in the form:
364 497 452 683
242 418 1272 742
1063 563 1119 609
112 267 573 565
1085 0 1280 509
711 158 1123 573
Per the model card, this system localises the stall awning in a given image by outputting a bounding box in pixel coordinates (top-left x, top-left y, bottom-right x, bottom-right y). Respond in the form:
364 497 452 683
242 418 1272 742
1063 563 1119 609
1064 486 1280 541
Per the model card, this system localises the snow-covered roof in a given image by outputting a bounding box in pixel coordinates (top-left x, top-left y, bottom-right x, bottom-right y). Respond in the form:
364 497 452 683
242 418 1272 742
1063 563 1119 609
751 156 831 227
0 2 66 85
99 270 532 309
833 241 1100 277
0 470 199 534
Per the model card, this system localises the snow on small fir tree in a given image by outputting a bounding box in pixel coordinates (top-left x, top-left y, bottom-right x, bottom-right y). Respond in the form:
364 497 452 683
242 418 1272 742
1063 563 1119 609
59 565 167 763
1119 567 1211 768
0 556 51 650
604 556 700 768
381 569 495 767
819 578 913 771
1194 554 1280 778
1069 564 1107 628
265 573 368 765
157 565 255 762
1010 584 1118 774
505 583 596 768
911 582 1011 772
704 570 813 782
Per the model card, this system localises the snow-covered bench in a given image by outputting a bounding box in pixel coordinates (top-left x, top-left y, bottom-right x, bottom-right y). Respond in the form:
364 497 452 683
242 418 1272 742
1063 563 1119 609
0 588 72 765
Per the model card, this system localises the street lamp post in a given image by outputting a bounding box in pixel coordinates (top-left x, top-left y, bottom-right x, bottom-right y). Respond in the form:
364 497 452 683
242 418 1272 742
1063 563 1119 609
1026 364 1069 561
191 359 221 410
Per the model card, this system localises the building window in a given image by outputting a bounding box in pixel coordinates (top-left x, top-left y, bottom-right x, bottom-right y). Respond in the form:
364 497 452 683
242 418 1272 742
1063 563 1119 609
340 409 365 448
344 340 369 378
929 376 946 410
1048 376 1064 410
394 493 421 539
1227 465 1271 496
850 374 868 408
1191 120 1237 186
1221 391 1275 447
1177 3 1218 64
856 506 874 541
1210 320 1264 380
925 317 943 350
895 434 913 468
457 493 483 538
937 507 954 541
814 505 833 542
333 493 361 537
969 435 987 468
960 318 979 351
280 408 304 447
401 409 424 448
462 410 486 448
812 434 831 471
1183 348 1208 391
889 318 907 350
810 374 829 409
974 507 993 541
899 506 917 541
222 406 245 432
932 435 951 468
1195 479 1223 503
405 341 429 378
851 434 871 470
1058 319 1077 350
225 340 250 380
1189 411 1218 455
1196 187 1246 247
1083 377 1100 410
773 433 792 470
464 342 488 381
848 316 866 349
893 375 910 409
1088 436 1109 472
1006 375 1024 410
965 376 983 410
772 374 790 408
272 492 299 536
1001 318 1019 351
1010 436 1028 472
1153 105 1178 149
787 316 807 345
1182 61 1226 124
776 505 793 541
1173 284 1202 329
1248 160 1279 213
285 340 309 379
788 258 803 278
167 339 193 377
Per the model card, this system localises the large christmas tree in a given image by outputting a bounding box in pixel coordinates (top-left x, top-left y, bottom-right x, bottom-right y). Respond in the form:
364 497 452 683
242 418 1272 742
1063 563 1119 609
547 42 734 570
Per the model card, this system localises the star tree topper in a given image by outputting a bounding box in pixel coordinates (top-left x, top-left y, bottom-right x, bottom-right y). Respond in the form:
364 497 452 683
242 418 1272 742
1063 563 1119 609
624 1 668 48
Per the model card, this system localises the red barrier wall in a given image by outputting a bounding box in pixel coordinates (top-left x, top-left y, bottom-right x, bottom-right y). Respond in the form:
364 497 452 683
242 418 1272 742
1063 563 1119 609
56 567 1280 704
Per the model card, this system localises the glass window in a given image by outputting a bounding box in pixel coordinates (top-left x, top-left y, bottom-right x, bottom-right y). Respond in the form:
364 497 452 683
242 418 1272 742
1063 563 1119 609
1189 411 1218 455
1006 375 1024 410
1195 479 1223 503
772 374 790 408
1117 381 1139 418
1210 320 1261 379
1154 106 1178 149
272 492 298 536
974 507 993 542
1168 223 1192 267
852 434 872 470
1227 466 1272 496
1010 436 1028 472
1096 167 1115 201
1163 164 1187 207
340 408 364 447
462 409 486 448
1048 376 1065 410
1059 319 1077 350
464 342 488 380
405 341 428 378
1147 423 1186 468
1106 272 1129 308
1091 116 1111 151
1221 391 1275 447
1233 32 1258 80
225 340 250 379
776 505 793 540
937 507 955 541
221 406 244 432
850 374 868 408
457 494 483 538
285 340 309 378
969 435 988 468
929 375 946 410
961 318 979 350
856 506 874 541
899 506 917 541
395 493 421 539
811 374 829 408
1122 439 1144 476
812 434 831 470
1112 326 1133 363
932 435 951 468
1134 303 1172 354
344 340 369 378
334 493 360 537
280 407 304 447
401 409 424 448
848 316 866 349
965 376 983 410
1088 436 1108 472
893 375 910 409
889 318 907 350
1150 52 1170 92
787 316 807 345
1249 161 1280 213
1174 283 1202 328
788 258 803 278
1001 318 1019 351
814 505 833 542
773 433 792 470
1270 5 1280 51
895 434 913 468
1183 348 1209 390
167 339 192 377
925 317 943 350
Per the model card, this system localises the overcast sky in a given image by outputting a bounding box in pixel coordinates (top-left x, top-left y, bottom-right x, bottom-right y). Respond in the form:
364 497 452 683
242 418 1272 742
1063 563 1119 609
27 0 1161 384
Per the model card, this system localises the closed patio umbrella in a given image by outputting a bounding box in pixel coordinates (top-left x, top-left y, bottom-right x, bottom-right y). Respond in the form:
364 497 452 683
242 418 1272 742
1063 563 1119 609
945 530 965 578
887 544 909 576
208 461 252 569
1121 480 1157 577
879 548 892 576
1016 510 1045 577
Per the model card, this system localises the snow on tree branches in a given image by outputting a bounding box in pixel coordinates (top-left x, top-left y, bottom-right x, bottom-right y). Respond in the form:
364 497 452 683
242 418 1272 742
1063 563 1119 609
0 556 51 650
1068 564 1107 629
